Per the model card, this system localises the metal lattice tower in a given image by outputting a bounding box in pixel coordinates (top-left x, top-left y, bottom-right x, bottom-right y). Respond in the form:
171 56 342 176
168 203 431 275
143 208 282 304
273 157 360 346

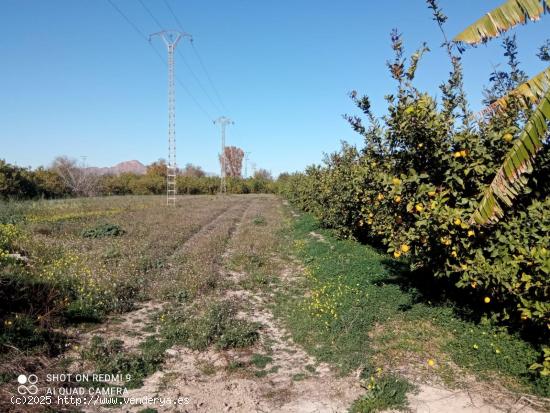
214 116 234 194
150 30 192 205
244 152 251 178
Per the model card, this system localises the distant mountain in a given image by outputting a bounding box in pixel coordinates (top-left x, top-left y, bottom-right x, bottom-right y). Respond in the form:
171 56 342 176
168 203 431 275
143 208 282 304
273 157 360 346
86 160 147 176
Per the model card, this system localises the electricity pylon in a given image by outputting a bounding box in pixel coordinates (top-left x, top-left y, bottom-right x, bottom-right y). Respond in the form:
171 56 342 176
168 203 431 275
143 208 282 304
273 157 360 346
214 116 233 194
244 152 251 178
150 30 192 206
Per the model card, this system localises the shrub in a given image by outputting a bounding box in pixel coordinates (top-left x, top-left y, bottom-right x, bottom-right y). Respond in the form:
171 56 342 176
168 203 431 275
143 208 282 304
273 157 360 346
0 158 276 200
0 224 18 254
161 300 259 351
0 160 39 200
278 25 549 374
81 223 125 238
81 336 166 388
350 368 412 413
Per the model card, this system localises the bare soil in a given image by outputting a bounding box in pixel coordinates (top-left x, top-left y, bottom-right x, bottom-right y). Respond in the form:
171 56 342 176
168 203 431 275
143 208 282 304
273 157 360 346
2 195 541 412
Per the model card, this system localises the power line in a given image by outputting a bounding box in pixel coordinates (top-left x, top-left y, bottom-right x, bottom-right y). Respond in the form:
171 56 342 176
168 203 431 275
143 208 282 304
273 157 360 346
105 0 213 121
162 0 229 114
177 48 223 114
106 0 163 60
161 0 186 36
174 75 213 121
190 42 228 114
136 0 223 114
137 0 163 29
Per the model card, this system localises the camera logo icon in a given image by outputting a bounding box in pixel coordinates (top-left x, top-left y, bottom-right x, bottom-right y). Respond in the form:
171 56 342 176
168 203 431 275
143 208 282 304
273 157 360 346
17 374 38 395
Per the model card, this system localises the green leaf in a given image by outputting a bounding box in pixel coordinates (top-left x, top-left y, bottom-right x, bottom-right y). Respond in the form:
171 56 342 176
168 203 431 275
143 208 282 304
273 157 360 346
453 0 550 45
479 68 550 116
471 88 550 225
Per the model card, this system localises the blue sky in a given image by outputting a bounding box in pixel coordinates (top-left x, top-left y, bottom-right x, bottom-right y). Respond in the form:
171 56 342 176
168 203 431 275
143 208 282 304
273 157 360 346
1 1 548 176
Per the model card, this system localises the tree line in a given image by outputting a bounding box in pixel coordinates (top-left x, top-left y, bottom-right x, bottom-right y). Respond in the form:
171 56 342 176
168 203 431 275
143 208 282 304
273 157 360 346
0 155 275 200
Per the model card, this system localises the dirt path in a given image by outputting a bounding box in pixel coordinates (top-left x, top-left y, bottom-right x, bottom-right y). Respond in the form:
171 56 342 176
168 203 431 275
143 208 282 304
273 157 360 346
59 195 540 413
71 196 361 412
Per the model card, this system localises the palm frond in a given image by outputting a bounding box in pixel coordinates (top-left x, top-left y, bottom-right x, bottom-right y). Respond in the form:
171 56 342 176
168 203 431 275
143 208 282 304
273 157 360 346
479 67 550 117
453 0 550 45
471 88 550 225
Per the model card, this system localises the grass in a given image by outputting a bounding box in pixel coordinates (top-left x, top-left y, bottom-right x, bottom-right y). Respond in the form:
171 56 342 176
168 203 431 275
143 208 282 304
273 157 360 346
0 195 268 395
79 298 261 388
81 223 125 238
274 212 550 403
81 335 166 389
291 373 306 381
253 215 267 226
350 368 413 413
3 194 547 410
251 353 272 369
160 300 260 351
196 360 217 375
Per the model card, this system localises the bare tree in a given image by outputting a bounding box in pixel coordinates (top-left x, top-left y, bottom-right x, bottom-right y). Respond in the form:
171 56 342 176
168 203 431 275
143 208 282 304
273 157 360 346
51 156 97 196
146 159 168 177
181 163 206 177
254 168 273 181
219 146 244 178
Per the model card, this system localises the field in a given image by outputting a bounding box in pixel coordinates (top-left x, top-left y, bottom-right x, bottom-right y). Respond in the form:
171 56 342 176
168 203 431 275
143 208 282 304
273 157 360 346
0 194 548 412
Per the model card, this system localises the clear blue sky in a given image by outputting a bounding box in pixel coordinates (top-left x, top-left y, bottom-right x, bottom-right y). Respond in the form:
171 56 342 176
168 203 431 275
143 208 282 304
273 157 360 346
1 1 547 176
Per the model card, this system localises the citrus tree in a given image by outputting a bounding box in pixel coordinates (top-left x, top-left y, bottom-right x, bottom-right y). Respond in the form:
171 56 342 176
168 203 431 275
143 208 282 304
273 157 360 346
453 0 550 224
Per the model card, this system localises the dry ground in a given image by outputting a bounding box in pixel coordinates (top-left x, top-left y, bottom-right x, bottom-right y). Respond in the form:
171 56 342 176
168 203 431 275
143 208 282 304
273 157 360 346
74 195 364 412
0 195 543 412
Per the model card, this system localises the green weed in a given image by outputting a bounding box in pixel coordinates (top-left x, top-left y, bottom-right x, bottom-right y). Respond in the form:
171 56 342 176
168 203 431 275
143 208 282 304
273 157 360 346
161 301 259 351
81 336 167 389
253 215 267 226
81 223 125 238
350 369 412 413
250 354 272 369
292 373 306 381
275 213 550 398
